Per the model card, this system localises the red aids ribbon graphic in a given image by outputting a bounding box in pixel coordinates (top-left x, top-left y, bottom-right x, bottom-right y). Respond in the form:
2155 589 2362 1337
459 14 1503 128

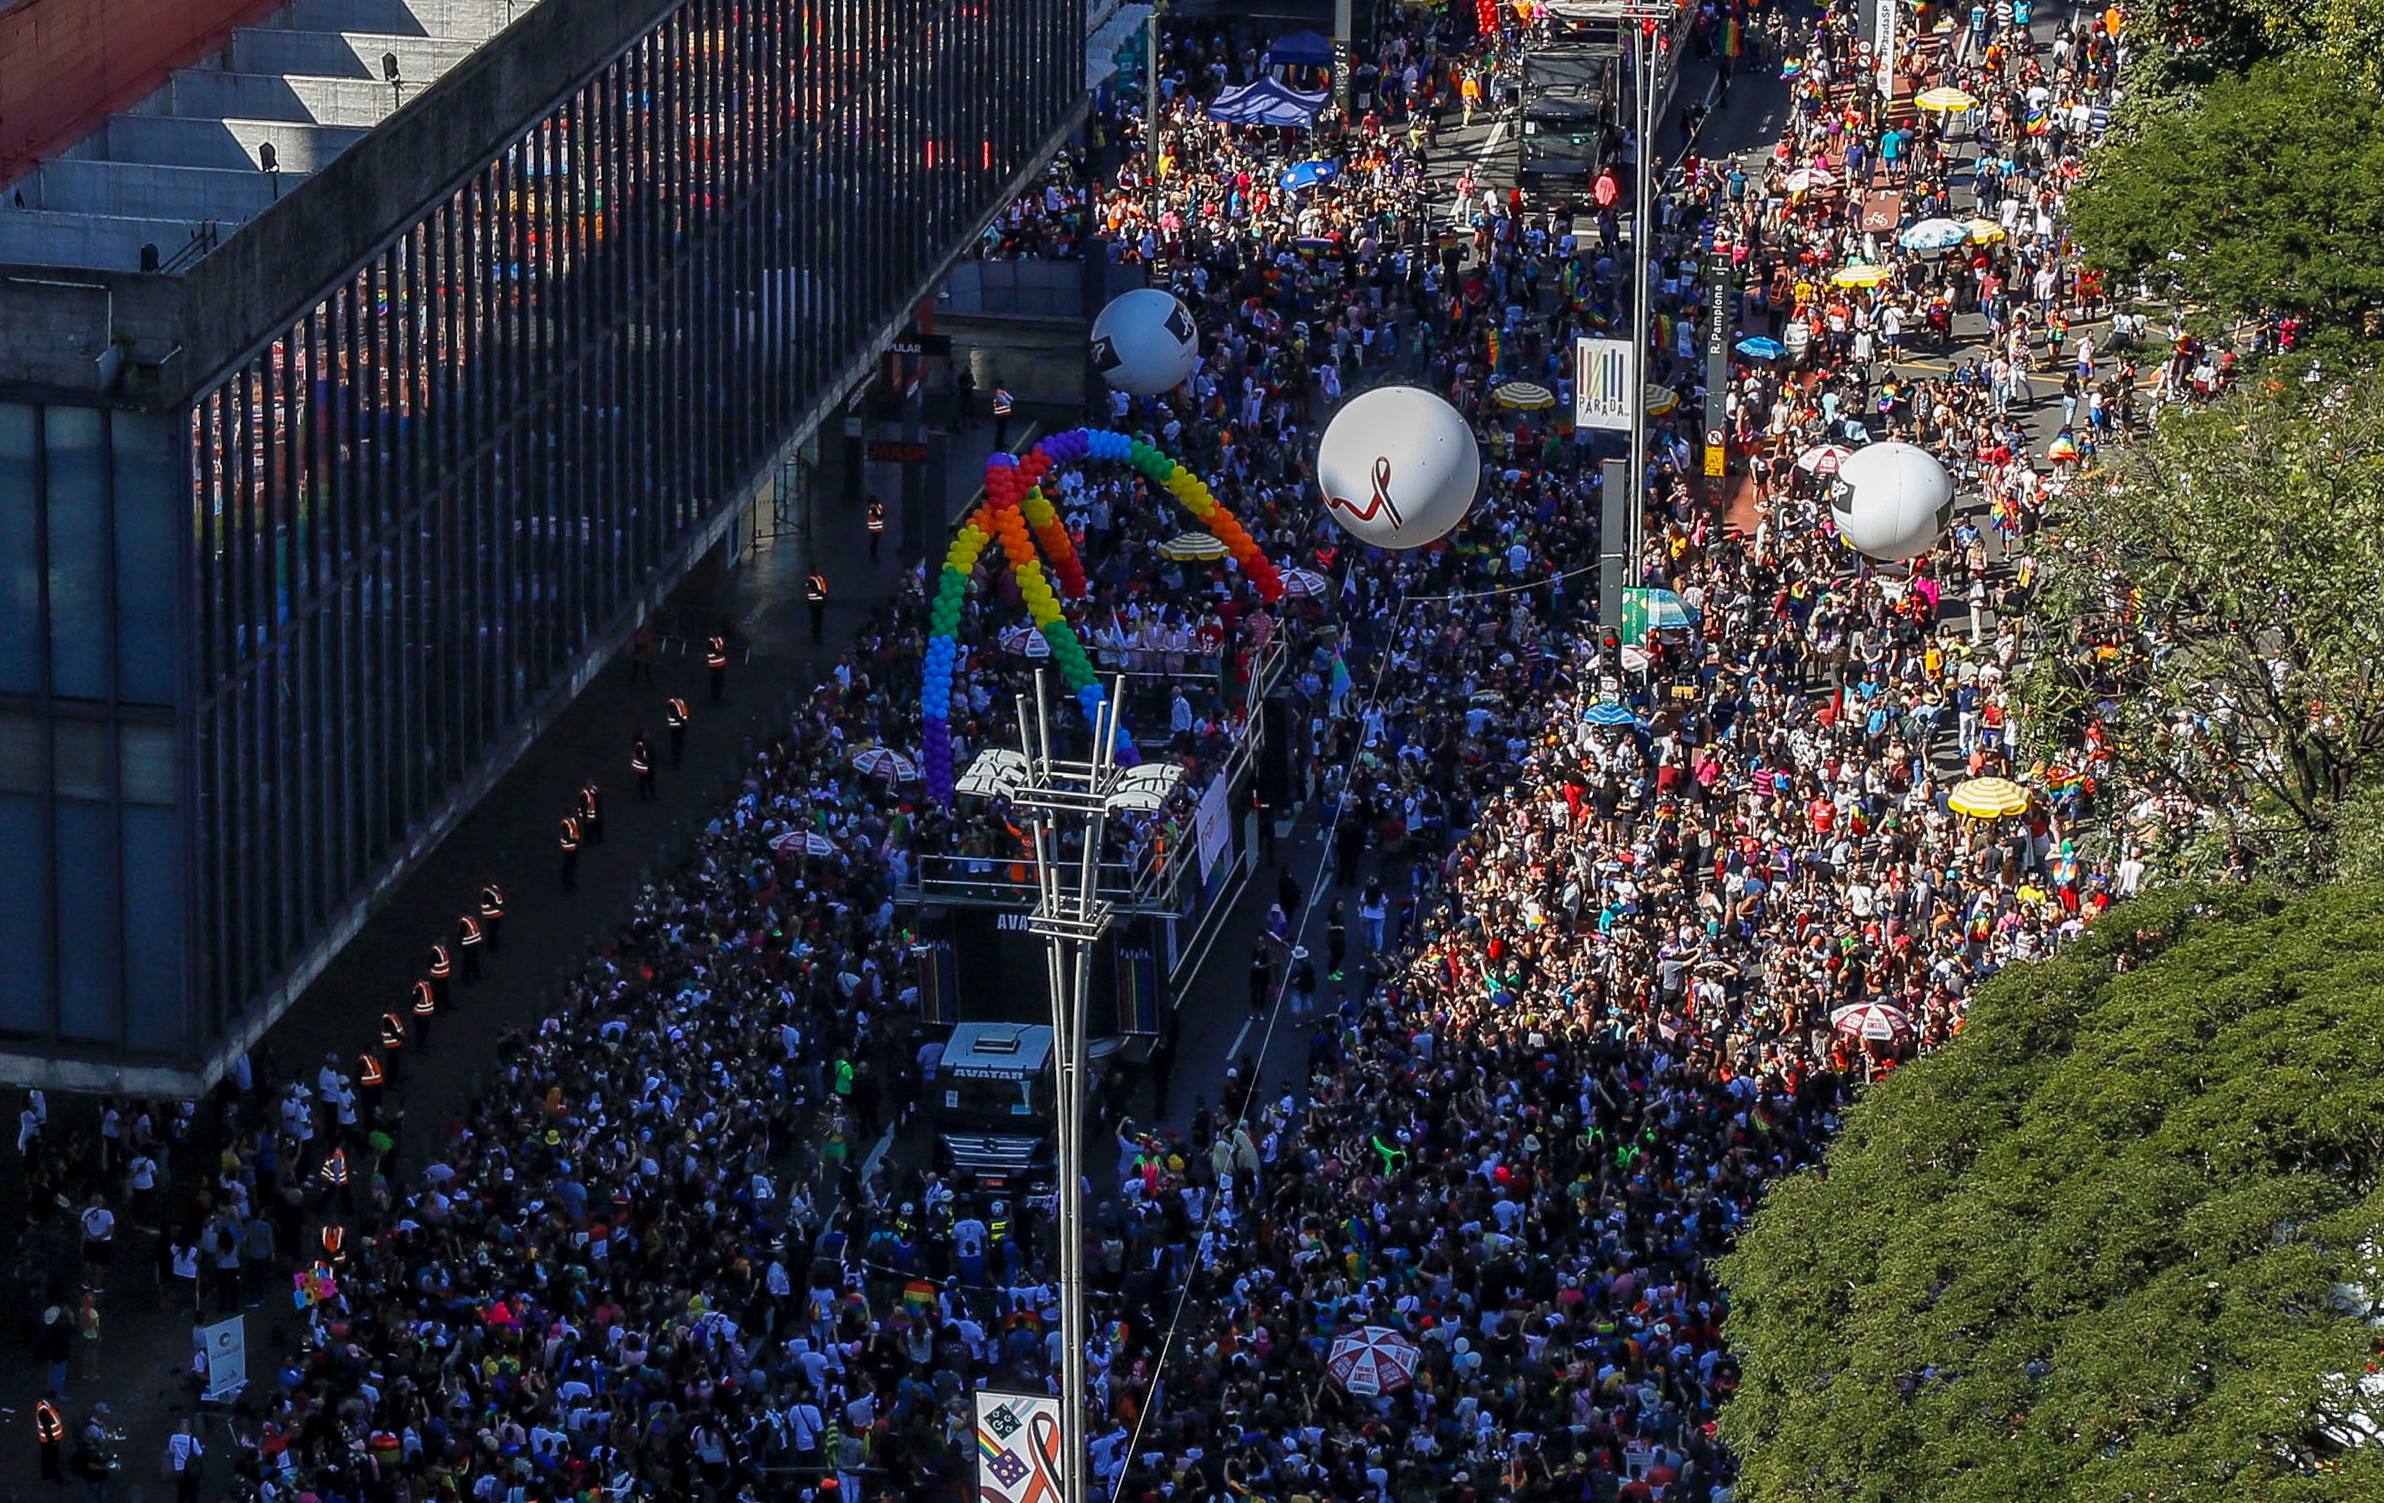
1327 456 1403 531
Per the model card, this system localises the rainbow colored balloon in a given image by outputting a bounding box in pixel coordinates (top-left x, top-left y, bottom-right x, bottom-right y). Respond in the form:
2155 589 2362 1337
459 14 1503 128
920 428 1286 802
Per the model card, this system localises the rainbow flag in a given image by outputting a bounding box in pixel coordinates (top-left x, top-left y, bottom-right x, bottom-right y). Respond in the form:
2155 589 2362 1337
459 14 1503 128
1725 17 1742 57
902 1279 937 1313
1485 327 1503 367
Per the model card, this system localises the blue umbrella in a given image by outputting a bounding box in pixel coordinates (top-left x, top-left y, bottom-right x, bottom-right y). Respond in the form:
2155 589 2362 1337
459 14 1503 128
1280 160 1339 192
1642 588 1701 630
1735 336 1786 360
1583 701 1637 726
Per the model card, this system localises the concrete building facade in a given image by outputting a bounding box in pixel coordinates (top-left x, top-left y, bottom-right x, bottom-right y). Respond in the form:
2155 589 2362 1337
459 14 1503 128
0 0 1089 1090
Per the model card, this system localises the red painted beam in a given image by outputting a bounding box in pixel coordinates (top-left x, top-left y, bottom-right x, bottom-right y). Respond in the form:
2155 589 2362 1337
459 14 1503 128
0 0 286 193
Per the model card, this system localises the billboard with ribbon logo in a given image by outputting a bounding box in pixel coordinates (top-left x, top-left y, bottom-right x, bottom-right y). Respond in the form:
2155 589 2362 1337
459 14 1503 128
974 1389 1067 1503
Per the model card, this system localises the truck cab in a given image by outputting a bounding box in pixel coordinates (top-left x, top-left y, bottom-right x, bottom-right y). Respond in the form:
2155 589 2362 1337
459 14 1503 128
930 1022 1057 1192
1519 51 1620 186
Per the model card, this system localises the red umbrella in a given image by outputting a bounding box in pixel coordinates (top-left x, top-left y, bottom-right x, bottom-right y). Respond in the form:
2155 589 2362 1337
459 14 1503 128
1325 1326 1421 1396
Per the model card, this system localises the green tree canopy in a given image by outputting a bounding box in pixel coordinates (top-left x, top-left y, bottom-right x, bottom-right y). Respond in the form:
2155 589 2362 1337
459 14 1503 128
1716 884 2384 1503
2067 54 2384 342
2016 376 2384 877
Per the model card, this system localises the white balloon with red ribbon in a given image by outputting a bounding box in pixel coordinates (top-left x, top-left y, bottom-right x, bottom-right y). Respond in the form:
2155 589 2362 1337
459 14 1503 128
1313 385 1481 550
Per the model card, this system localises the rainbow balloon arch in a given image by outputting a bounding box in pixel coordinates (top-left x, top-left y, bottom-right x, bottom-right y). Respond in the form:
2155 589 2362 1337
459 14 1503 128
920 428 1286 803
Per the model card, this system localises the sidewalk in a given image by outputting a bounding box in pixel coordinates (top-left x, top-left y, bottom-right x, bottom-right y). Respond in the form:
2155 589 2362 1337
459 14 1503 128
0 417 1021 1497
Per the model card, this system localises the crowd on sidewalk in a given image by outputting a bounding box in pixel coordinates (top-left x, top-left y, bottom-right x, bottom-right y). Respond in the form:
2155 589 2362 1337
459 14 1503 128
5 3 2215 1502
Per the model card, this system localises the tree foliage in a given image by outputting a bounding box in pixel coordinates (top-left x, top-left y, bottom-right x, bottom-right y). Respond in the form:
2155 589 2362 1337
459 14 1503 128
2014 376 2384 876
2130 0 2384 88
1717 884 2384 1503
2067 55 2384 342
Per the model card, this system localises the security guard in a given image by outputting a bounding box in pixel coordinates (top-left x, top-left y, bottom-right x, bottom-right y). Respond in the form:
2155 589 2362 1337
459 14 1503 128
379 1010 407 1083
663 696 691 766
456 912 485 983
632 732 657 801
478 881 506 950
426 941 454 1011
319 1223 348 1266
35 1391 65 1483
558 813 582 893
706 634 730 702
318 1145 353 1214
805 575 829 644
987 1199 1014 1278
580 782 605 845
866 499 886 560
356 1051 385 1121
410 978 438 1051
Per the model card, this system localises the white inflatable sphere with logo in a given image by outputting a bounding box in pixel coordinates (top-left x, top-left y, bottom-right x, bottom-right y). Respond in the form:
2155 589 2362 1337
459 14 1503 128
1829 440 1955 561
1314 385 1482 549
1089 288 1200 395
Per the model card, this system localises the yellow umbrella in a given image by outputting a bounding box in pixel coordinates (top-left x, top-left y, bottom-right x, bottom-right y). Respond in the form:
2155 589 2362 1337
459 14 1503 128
1645 385 1679 417
1831 263 1893 288
1494 380 1557 411
1158 532 1230 562
1916 86 1980 111
1964 218 2006 244
1947 776 2031 819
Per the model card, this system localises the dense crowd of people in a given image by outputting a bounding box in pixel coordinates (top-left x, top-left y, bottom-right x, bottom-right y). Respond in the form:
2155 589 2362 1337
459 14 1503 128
5 2 2216 1501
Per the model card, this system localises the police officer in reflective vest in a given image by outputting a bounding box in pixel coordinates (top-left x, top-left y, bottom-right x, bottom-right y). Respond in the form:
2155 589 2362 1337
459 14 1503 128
558 814 582 893
35 1392 65 1483
579 782 604 845
319 1223 348 1266
987 1199 1014 1277
663 696 691 766
456 912 485 983
632 732 657 801
706 634 730 702
866 499 886 560
478 881 505 950
410 978 437 1052
805 574 829 644
991 384 1014 448
426 941 453 1011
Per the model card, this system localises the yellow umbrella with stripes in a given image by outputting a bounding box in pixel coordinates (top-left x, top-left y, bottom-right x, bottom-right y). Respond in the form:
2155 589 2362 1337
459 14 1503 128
1158 532 1231 562
1947 776 2031 819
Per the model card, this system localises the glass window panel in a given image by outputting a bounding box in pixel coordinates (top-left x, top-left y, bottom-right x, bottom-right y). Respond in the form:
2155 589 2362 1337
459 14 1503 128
121 804 184 1052
54 798 121 1043
46 406 110 700
53 718 110 801
120 723 176 805
112 410 181 705
0 403 38 695
0 713 43 794
0 794 51 1035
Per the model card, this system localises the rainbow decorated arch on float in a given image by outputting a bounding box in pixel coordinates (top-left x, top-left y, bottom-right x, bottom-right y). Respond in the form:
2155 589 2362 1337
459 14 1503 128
920 428 1285 802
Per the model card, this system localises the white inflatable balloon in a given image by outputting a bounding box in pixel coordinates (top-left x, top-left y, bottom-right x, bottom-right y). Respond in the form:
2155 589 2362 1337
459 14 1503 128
1314 385 1482 550
1829 441 1955 561
1090 288 1200 395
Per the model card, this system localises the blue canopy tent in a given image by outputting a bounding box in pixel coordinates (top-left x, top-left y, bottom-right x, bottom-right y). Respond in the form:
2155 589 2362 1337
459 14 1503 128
1206 77 1329 129
1266 29 1334 67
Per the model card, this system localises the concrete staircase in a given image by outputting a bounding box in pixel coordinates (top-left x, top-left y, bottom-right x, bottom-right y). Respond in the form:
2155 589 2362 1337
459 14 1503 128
0 0 530 273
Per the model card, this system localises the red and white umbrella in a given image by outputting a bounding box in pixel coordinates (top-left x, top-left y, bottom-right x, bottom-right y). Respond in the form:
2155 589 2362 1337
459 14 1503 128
1325 1326 1421 1396
1783 164 1837 193
1280 568 1332 599
1829 1002 1914 1047
850 746 920 782
1795 443 1854 475
998 626 1053 658
772 829 838 860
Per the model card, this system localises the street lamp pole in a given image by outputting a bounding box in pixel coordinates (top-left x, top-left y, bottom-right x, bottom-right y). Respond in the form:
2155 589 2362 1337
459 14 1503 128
1627 17 1660 577
1147 0 1167 236
1008 674 1164 1503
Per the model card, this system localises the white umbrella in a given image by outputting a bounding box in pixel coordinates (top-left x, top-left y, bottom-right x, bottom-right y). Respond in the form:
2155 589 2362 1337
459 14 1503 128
1783 165 1836 193
1279 568 1332 599
1325 1326 1421 1396
850 746 920 782
1795 443 1854 475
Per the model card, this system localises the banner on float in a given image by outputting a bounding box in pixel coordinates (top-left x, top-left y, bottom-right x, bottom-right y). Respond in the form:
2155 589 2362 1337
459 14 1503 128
1194 773 1233 881
1574 337 1636 432
975 1390 1066 1503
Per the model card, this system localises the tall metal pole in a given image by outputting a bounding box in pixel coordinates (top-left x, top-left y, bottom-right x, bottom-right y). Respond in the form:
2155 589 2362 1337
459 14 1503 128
1146 1 1166 235
1627 26 1657 578
1333 0 1354 116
